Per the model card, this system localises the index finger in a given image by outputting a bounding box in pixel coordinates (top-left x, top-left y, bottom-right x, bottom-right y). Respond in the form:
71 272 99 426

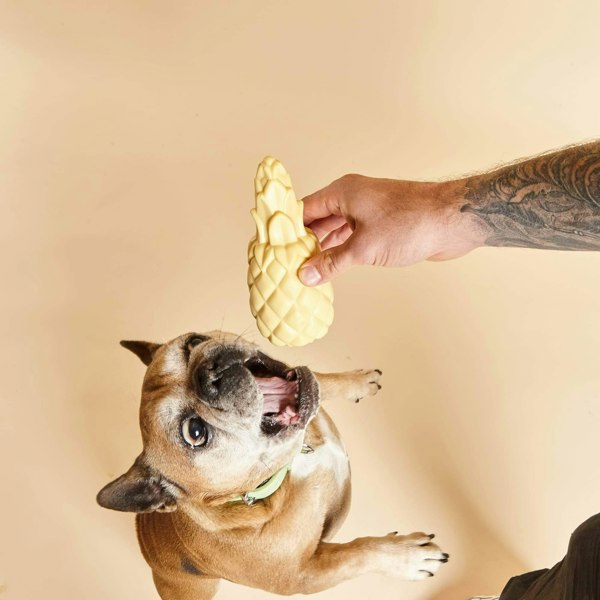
301 182 343 225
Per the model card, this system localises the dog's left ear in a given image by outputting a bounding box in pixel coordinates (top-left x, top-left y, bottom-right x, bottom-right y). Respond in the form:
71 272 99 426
120 340 162 366
97 456 177 513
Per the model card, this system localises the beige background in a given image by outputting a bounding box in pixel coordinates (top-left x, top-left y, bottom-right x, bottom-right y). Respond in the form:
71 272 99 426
1 1 599 599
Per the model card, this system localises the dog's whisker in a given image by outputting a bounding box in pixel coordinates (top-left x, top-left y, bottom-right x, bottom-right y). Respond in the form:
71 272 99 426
233 326 254 347
259 457 273 472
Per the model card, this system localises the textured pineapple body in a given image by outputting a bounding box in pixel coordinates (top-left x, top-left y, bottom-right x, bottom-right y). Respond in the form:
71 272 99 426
248 157 334 347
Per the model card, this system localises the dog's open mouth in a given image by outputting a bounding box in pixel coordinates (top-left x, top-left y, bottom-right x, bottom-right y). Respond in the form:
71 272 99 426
244 354 318 435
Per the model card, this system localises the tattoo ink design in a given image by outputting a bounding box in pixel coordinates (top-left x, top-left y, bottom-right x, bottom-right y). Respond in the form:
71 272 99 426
461 142 600 249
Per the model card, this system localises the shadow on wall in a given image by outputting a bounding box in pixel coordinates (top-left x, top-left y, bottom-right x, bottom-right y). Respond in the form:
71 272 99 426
422 468 524 600
398 398 527 599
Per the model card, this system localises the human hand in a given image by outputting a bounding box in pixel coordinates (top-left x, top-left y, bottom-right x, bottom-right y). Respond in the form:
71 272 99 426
299 174 484 286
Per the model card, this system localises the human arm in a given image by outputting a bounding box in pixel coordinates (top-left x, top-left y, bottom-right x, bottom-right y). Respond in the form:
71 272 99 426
299 141 600 285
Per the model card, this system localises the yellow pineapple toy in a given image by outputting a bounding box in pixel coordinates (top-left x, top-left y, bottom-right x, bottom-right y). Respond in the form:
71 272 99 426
248 156 334 346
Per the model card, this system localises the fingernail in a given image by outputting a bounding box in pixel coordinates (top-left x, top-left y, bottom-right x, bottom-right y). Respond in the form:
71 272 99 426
299 265 321 286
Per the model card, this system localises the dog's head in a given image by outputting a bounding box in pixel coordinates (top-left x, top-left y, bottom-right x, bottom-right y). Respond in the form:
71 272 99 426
96 331 320 513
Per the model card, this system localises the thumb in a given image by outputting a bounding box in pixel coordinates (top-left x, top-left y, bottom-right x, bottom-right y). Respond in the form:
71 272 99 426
299 240 357 286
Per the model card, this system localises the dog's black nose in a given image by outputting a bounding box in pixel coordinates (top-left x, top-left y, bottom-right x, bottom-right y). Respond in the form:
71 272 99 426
194 348 247 405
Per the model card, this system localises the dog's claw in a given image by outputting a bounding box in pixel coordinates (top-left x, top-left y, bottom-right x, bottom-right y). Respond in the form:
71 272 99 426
380 531 447 580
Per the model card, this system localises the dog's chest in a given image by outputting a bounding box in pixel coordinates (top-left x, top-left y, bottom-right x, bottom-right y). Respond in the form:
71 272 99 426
290 413 349 488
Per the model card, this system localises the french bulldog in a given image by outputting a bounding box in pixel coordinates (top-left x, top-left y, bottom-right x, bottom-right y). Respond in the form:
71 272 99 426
97 332 448 598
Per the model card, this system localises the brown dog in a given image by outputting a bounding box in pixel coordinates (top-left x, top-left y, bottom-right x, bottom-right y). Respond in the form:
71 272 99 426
97 332 448 598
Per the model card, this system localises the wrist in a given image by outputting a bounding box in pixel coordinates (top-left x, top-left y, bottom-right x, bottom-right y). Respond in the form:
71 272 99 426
434 178 489 253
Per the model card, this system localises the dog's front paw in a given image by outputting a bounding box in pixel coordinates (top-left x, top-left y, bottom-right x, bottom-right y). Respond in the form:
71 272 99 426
350 369 382 404
381 531 449 581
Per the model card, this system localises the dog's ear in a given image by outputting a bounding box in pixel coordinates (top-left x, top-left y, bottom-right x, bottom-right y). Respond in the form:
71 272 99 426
97 456 177 513
120 340 162 366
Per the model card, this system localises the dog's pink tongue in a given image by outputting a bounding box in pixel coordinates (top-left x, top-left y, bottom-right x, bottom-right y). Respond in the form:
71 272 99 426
255 377 298 416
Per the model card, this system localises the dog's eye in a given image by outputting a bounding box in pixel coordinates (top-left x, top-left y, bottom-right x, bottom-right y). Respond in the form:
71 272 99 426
181 416 209 448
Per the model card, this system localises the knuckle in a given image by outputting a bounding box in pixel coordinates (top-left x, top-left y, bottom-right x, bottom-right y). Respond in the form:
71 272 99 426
337 173 362 187
320 251 339 275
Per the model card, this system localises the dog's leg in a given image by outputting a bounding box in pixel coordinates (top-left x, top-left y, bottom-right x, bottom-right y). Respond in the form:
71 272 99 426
152 571 220 600
315 369 382 404
291 532 447 594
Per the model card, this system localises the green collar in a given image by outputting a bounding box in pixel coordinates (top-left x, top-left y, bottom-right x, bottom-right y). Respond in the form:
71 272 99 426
228 444 313 506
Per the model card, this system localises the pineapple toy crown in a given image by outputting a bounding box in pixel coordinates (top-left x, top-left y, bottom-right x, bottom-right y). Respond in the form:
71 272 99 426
252 156 306 246
247 157 334 347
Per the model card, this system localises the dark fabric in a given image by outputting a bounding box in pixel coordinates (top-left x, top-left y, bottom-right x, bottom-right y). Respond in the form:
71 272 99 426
500 513 600 600
501 570 550 599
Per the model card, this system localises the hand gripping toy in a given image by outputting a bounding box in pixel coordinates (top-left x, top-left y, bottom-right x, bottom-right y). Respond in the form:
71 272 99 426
247 156 334 346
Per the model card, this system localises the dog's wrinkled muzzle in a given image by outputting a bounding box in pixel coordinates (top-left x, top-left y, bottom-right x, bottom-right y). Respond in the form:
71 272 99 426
193 347 250 408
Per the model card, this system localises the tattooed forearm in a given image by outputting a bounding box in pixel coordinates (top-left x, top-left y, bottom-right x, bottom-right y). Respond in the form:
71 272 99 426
460 141 600 250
